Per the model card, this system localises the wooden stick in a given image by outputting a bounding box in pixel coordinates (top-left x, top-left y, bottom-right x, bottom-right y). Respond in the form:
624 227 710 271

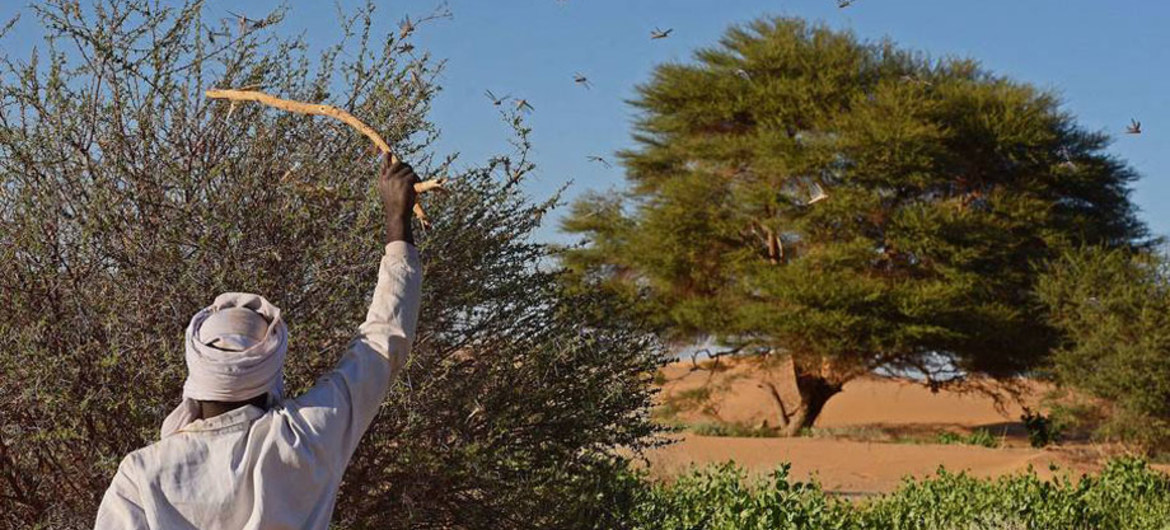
414 179 444 194
205 88 443 223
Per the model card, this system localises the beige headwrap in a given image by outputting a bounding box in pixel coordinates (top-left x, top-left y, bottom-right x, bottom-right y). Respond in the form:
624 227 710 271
160 293 289 438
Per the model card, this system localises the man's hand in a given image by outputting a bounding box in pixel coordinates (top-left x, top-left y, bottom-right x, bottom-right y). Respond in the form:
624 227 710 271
377 154 419 245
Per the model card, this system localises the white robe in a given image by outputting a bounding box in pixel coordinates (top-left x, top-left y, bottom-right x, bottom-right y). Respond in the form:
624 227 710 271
94 242 422 529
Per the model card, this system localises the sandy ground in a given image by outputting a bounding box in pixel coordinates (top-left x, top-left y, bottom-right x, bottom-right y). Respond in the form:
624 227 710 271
643 435 1112 495
644 358 1160 495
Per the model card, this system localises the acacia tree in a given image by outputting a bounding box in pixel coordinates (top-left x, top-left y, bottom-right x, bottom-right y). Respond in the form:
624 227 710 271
0 1 662 528
562 17 1146 435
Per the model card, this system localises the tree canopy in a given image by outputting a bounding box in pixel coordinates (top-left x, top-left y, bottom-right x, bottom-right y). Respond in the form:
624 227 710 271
562 17 1148 434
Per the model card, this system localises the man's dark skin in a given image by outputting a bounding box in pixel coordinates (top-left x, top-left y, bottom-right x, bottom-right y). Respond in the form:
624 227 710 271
197 154 419 421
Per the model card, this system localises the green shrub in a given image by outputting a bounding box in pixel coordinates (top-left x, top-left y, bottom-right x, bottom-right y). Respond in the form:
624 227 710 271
691 421 779 438
1022 410 1063 448
617 458 1170 530
936 431 963 445
936 429 1000 448
860 458 1170 529
1037 247 1170 453
799 426 893 443
965 429 1000 449
625 462 854 530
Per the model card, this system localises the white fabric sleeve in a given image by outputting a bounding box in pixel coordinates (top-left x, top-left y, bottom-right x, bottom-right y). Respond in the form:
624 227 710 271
284 241 422 469
93 458 149 529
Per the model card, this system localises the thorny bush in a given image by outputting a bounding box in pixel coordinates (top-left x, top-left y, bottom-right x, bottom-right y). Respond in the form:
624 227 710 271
0 1 664 528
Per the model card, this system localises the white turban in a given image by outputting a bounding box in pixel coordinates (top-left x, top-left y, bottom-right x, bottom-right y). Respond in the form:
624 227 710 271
160 292 289 438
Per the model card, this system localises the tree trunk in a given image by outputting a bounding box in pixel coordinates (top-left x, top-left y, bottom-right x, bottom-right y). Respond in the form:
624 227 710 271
761 381 791 430
781 368 843 437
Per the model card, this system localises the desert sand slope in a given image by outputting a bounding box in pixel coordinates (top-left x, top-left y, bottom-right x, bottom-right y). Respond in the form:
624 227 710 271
646 359 1163 495
656 358 1044 432
644 435 1100 495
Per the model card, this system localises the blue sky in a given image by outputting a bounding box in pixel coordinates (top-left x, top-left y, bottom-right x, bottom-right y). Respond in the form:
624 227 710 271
3 1 1167 244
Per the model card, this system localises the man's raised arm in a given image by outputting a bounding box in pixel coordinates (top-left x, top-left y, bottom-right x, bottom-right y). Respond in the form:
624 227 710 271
286 155 422 461
359 153 423 374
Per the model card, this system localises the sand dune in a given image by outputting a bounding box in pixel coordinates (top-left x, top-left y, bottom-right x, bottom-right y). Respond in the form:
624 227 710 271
643 435 1119 495
656 357 1045 432
645 358 1157 495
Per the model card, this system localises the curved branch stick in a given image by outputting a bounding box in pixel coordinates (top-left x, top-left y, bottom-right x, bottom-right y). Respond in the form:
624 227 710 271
205 88 443 223
207 88 399 158
414 179 444 194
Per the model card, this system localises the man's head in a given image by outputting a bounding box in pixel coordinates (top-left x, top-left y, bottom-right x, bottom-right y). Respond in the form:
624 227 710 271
159 293 289 437
194 306 276 417
199 307 271 352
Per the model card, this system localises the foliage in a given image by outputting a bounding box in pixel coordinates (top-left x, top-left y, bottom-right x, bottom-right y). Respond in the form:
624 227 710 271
625 462 853 530
690 421 779 438
935 429 999 448
1022 410 1062 448
0 1 664 528
561 16 1148 434
935 431 964 445
859 458 1170 529
799 426 897 443
1037 247 1170 453
613 459 1170 530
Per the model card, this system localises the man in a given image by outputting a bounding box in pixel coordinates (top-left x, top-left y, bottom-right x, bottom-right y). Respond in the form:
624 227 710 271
94 155 423 529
